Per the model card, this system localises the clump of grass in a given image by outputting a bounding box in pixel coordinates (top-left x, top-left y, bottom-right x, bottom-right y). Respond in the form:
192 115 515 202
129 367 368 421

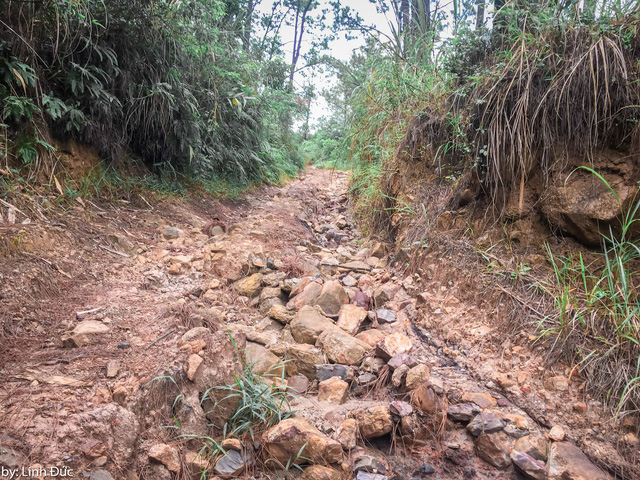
538 167 640 416
202 359 296 439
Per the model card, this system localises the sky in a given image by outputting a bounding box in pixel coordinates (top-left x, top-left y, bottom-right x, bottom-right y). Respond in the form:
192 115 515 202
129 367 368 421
255 0 396 128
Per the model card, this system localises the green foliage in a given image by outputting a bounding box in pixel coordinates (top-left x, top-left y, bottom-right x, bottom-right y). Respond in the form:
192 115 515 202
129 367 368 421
202 359 295 440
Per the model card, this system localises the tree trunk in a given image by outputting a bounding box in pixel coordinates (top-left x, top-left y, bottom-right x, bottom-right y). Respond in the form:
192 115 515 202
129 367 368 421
476 0 485 30
289 0 313 87
243 0 254 51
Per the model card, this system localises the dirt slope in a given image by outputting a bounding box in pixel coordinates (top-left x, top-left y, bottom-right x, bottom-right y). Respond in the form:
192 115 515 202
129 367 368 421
0 168 630 479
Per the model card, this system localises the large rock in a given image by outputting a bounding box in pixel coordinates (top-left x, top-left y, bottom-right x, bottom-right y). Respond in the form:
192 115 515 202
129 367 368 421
447 403 481 422
336 418 358 449
290 306 334 344
315 280 349 316
548 442 609 480
337 304 368 335
355 406 393 438
288 282 323 310
263 418 342 465
318 377 348 404
514 435 548 462
467 412 505 436
405 364 430 390
317 327 370 365
510 451 547 480
64 320 110 347
285 344 325 380
540 166 640 247
412 384 438 414
301 466 342 480
356 329 385 347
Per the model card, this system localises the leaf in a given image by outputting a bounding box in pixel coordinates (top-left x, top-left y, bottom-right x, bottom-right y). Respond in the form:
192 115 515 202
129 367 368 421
54 176 64 196
12 68 26 93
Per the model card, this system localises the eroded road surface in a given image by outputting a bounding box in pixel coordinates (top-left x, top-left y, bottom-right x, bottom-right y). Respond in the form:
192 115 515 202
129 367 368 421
0 168 616 479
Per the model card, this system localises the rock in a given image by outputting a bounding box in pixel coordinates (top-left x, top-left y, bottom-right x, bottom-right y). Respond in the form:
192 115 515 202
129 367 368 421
540 168 638 247
288 282 323 310
315 280 349 316
549 425 565 442
0 446 24 468
161 226 182 240
391 364 409 388
412 384 438 414
376 332 412 360
89 470 115 480
351 291 371 309
369 309 396 324
315 364 350 382
467 412 505 436
405 364 430 390
186 354 204 381
370 242 387 258
263 418 342 465
214 449 245 476
290 305 334 344
389 401 413 417
548 442 608 480
514 435 548 462
355 329 385 347
336 418 358 449
64 320 110 347
185 450 210 479
236 273 264 298
318 377 348 404
355 406 393 438
511 451 547 480
149 444 180 473
106 361 119 378
387 353 418 369
318 327 370 365
447 403 481 423
475 433 511 470
290 277 312 296
245 342 282 376
544 376 569 392
342 275 357 287
337 304 368 335
287 374 310 394
373 283 400 306
147 465 172 480
286 344 325 380
462 392 497 409
360 357 386 374
356 473 388 480
354 454 387 474
301 465 342 480
269 304 294 324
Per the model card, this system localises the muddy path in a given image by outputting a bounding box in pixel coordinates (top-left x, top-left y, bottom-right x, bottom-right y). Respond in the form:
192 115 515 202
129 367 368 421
0 168 625 479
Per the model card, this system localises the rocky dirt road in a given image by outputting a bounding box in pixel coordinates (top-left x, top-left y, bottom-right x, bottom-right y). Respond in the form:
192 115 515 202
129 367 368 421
0 168 619 479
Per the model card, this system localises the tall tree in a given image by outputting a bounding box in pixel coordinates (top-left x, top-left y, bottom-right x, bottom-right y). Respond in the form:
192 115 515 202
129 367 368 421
289 0 315 87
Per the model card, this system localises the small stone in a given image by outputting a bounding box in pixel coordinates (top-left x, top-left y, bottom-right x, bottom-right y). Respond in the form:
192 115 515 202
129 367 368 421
337 304 368 335
548 425 565 441
89 470 115 480
514 435 548 462
236 273 264 298
148 444 180 473
318 377 349 404
105 361 119 378
290 305 334 344
405 364 430 390
413 463 435 476
314 280 349 316
318 327 370 365
391 364 409 388
572 402 588 413
475 433 511 470
356 473 388 480
315 364 349 382
263 418 342 465
355 406 393 438
285 344 325 380
389 401 413 417
342 275 357 287
544 376 569 392
412 384 438 414
548 442 608 480
301 466 342 480
351 290 371 309
355 329 385 347
510 451 547 480
161 226 182 240
376 332 412 360
287 374 310 394
354 454 387 474
467 412 505 436
186 354 204 381
447 403 481 422
387 353 418 369
462 391 497 409
357 373 377 387
373 283 400 306
497 398 510 407
336 418 358 449
268 304 294 324
214 449 246 476
369 309 396 324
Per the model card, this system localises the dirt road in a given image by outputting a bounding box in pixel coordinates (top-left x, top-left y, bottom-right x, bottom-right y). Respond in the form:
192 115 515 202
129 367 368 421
0 168 623 479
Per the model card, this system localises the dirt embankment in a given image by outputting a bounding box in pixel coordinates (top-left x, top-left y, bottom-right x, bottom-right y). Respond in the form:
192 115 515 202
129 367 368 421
0 167 635 480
